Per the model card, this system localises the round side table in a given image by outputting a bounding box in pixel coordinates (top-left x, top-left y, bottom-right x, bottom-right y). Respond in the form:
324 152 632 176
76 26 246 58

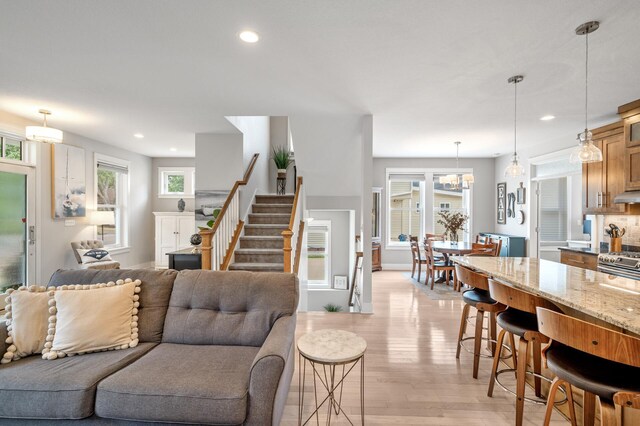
297 329 367 425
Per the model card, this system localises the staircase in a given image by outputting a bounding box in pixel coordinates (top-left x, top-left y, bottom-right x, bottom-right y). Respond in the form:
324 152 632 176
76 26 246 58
228 194 294 272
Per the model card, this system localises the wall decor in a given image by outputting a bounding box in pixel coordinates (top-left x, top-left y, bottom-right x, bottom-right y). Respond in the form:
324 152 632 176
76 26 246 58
51 144 86 219
194 190 229 223
517 182 526 204
333 275 348 290
497 182 507 224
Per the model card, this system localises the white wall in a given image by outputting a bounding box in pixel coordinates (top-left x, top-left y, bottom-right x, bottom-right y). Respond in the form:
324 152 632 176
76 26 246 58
151 157 196 212
269 116 295 194
194 133 244 191
0 110 154 282
373 157 496 267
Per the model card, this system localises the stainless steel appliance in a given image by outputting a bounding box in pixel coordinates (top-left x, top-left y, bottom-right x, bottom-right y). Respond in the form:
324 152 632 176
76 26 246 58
597 252 640 280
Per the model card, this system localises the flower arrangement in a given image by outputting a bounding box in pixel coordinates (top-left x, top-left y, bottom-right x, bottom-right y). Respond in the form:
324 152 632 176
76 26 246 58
436 211 469 242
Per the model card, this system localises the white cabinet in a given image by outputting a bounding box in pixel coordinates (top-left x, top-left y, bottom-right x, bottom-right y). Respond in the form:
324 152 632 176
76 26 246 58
153 212 196 268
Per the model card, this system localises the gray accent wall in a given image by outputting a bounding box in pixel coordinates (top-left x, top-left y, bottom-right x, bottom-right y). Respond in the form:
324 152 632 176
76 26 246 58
373 157 496 267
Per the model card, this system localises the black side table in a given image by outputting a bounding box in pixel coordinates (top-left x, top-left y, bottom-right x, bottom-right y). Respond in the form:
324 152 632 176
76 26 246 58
167 248 202 270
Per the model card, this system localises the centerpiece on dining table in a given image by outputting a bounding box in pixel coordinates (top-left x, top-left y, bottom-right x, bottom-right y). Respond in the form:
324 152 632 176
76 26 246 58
436 211 469 244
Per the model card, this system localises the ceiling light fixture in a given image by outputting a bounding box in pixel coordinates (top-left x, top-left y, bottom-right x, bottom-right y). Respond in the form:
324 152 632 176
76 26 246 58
570 21 603 164
439 141 474 189
504 75 526 178
169 147 177 152
25 109 63 144
134 133 144 139
540 115 555 121
239 30 259 43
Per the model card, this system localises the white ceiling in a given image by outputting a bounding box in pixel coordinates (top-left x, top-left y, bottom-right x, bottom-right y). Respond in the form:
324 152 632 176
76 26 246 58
1 1 639 158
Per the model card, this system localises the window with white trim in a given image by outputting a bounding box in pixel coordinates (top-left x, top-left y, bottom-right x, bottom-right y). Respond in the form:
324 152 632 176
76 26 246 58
158 167 195 198
307 221 331 287
95 155 129 249
387 173 425 246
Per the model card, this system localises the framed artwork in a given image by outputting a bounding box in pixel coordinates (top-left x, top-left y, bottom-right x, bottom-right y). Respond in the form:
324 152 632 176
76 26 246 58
333 275 348 290
517 182 526 204
497 182 507 224
51 144 86 219
195 190 229 224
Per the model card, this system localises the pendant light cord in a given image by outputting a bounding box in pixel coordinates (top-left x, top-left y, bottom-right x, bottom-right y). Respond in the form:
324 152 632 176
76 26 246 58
585 31 589 133
513 79 518 157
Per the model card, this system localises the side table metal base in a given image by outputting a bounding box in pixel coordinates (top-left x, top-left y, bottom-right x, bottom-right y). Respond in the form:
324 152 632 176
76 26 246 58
277 177 286 195
298 353 365 425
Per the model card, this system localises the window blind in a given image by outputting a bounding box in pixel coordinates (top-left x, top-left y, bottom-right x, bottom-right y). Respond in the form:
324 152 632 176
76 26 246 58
539 177 567 242
97 160 129 175
388 173 425 182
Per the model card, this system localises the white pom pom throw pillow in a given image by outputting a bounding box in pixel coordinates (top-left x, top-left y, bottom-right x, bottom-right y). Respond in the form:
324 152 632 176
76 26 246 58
43 279 141 360
2 286 51 364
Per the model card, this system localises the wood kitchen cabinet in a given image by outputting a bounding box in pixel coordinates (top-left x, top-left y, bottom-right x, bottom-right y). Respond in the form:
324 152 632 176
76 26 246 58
582 122 626 214
619 100 640 190
559 249 597 271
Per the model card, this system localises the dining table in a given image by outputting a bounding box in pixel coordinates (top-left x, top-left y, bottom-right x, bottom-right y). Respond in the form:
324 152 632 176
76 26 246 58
427 241 475 283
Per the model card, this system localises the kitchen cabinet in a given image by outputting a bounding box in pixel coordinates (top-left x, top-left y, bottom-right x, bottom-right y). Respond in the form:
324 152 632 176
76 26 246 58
559 249 597 271
619 100 640 190
153 212 196 268
582 122 625 214
372 241 382 272
477 233 526 257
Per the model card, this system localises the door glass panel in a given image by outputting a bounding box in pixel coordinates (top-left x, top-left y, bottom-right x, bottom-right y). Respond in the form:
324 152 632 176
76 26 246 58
0 171 26 291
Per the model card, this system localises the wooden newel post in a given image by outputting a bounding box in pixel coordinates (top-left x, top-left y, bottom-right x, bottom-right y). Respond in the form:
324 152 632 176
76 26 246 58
282 230 293 273
199 229 213 270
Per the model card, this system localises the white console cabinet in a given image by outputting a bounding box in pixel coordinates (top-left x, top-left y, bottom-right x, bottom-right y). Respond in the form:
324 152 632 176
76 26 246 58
153 212 196 268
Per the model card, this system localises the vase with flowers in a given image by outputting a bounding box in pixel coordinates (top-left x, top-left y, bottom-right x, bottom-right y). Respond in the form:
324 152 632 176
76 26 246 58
436 211 469 244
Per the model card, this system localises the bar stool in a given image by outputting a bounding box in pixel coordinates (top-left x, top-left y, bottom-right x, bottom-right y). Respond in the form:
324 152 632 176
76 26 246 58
537 307 640 426
487 279 565 426
454 265 510 379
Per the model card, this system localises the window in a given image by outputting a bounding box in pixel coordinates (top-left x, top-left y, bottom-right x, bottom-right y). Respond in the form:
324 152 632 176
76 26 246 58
0 135 23 161
95 155 129 250
158 167 195 198
307 221 331 287
387 173 424 245
439 202 451 209
432 173 471 241
539 177 568 242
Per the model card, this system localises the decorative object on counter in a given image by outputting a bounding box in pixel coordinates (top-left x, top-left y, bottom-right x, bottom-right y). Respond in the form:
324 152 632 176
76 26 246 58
177 198 185 212
436 211 468 243
189 233 202 253
504 75 526 177
497 182 507 224
272 145 292 195
333 275 348 290
516 182 526 204
517 210 525 225
605 223 625 253
570 21 603 164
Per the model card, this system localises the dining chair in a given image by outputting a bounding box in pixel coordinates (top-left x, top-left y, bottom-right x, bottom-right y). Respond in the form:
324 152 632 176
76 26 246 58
475 235 493 244
424 233 445 262
410 240 427 282
471 242 495 255
487 279 562 426
455 265 509 379
537 307 640 426
425 240 456 290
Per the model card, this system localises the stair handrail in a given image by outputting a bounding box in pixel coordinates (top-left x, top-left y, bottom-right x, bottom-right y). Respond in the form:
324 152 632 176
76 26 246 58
199 153 259 270
283 176 304 273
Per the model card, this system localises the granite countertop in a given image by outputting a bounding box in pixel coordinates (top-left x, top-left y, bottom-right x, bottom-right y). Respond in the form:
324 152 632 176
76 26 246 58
452 256 640 335
558 246 600 255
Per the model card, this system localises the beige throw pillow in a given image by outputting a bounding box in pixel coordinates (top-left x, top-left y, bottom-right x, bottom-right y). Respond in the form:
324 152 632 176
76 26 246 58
44 279 141 360
2 286 51 364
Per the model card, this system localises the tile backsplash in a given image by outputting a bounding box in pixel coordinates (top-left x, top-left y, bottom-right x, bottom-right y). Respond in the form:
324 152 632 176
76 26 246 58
600 215 640 246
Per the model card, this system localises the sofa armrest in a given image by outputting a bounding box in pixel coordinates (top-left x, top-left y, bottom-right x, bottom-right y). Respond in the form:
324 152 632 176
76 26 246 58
0 319 8 356
245 315 296 425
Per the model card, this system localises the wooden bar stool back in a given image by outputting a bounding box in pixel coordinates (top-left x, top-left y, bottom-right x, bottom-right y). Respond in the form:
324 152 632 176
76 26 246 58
455 265 508 379
487 279 563 426
537 308 640 426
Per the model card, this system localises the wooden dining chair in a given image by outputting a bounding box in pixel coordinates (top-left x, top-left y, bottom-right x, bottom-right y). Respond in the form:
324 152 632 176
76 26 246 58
425 233 445 242
425 240 456 290
455 265 508 379
471 242 495 255
487 279 562 426
537 307 640 426
410 240 427 282
475 235 492 244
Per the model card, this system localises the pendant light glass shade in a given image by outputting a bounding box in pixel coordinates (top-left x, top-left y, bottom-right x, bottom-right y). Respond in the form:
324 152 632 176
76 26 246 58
25 110 63 144
503 75 525 178
442 141 473 190
570 21 602 164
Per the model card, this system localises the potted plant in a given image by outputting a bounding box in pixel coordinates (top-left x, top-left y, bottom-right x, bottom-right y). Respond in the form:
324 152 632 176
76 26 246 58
436 211 469 243
272 146 292 194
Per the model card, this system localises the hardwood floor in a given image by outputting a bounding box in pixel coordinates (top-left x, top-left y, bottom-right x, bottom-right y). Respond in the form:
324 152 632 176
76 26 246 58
281 271 568 425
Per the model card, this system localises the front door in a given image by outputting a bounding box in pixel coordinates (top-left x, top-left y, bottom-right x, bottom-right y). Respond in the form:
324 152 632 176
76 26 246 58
0 163 36 292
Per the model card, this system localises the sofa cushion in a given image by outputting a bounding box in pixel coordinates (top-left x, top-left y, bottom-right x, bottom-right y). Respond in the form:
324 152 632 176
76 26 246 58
95 343 260 425
48 269 178 343
0 342 156 420
163 270 298 346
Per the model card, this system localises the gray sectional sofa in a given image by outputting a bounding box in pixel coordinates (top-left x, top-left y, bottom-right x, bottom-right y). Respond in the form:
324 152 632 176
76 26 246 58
0 269 299 425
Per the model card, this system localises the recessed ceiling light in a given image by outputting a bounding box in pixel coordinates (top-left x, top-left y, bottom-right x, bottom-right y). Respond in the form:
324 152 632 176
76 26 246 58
239 30 259 43
540 115 555 121
134 133 144 138
169 147 177 152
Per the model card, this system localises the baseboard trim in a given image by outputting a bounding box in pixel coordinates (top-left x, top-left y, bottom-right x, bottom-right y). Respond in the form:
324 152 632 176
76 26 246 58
381 263 412 270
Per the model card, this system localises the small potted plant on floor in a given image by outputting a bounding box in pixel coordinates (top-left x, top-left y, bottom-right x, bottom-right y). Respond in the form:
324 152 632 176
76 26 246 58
272 145 292 194
436 211 469 243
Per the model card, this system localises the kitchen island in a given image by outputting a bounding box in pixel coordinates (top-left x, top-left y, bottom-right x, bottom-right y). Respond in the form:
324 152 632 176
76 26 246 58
452 256 640 335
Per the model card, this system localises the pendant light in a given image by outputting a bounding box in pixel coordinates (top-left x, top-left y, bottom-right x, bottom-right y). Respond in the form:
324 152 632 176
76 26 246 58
442 141 473 189
570 21 602 163
25 109 63 144
504 75 526 177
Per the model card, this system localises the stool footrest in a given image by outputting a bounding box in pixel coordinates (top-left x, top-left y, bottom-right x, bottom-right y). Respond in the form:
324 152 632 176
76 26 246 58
458 337 512 360
494 368 568 406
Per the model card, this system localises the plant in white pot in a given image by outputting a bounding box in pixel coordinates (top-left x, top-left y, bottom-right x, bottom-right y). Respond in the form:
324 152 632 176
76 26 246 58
272 145 292 194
